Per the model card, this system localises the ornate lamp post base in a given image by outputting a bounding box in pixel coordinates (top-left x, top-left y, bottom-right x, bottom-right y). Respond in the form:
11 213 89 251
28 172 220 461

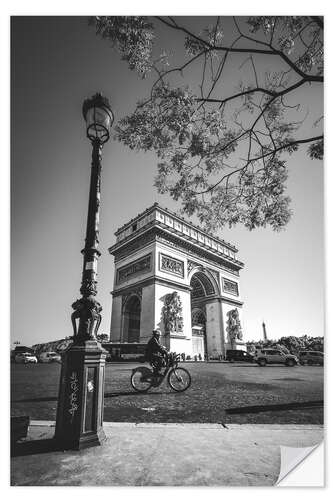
55 339 107 450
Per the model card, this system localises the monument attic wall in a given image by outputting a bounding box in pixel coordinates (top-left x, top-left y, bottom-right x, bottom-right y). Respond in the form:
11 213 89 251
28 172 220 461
109 203 244 269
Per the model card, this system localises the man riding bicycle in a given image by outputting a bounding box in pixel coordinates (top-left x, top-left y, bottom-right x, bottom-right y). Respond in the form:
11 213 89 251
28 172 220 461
145 329 168 374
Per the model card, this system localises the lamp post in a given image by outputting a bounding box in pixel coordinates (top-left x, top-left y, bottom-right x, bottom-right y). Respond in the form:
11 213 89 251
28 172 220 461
55 93 114 450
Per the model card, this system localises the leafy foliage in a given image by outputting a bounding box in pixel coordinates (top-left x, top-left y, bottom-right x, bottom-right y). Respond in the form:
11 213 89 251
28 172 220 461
248 335 324 354
91 16 323 231
91 16 154 77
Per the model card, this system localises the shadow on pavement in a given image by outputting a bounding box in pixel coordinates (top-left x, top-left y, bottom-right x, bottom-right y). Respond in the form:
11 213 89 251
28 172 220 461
226 400 323 415
11 438 61 457
12 390 170 404
12 396 58 403
104 391 170 398
223 364 312 368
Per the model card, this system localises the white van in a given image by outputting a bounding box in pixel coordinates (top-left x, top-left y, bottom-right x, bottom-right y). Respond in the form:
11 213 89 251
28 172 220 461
39 351 61 363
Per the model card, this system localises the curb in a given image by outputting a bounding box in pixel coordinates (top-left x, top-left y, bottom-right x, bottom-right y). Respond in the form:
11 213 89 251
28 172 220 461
29 420 324 430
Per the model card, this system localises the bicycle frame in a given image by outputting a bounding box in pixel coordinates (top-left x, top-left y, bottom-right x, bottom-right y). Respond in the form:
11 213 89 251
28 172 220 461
131 352 191 393
150 353 179 386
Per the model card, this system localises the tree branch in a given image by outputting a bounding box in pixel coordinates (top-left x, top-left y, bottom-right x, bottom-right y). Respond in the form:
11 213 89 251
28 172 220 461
248 134 323 162
156 16 323 83
193 135 323 196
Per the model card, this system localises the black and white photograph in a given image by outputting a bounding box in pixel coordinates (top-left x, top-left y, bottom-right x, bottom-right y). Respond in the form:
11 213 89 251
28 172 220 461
9 9 325 487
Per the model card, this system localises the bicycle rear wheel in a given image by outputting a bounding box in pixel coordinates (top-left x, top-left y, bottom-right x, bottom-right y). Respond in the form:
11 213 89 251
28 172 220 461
168 367 191 392
131 366 154 392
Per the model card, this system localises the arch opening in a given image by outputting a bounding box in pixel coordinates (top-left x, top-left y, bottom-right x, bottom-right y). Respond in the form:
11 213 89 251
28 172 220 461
190 271 217 359
190 272 216 299
122 294 141 343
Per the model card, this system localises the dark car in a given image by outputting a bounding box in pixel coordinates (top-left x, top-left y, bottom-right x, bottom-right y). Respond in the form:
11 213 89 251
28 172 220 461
226 350 254 362
299 351 324 366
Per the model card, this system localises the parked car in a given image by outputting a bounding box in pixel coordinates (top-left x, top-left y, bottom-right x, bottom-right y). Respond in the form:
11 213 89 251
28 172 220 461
15 352 38 364
226 350 254 362
11 346 34 362
254 348 298 367
38 351 61 363
298 351 324 366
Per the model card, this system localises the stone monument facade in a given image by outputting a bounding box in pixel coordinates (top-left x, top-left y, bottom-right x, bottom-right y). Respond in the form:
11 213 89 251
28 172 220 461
109 203 245 359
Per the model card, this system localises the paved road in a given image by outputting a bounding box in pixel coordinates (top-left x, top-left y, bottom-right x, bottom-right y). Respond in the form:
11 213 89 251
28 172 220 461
11 361 323 424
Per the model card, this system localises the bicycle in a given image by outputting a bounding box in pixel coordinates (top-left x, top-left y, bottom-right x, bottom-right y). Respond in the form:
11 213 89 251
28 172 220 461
131 352 191 393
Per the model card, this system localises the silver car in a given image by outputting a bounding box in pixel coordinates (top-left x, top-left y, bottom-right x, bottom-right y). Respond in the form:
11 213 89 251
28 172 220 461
15 352 38 364
254 348 298 367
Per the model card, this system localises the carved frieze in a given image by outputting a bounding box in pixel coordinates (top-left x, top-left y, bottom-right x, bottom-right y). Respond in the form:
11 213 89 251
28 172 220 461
156 233 240 276
159 253 184 278
117 254 152 283
223 278 239 296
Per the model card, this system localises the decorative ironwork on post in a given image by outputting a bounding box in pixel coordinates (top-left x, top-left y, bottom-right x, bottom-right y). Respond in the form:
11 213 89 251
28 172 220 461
71 137 103 342
55 93 113 450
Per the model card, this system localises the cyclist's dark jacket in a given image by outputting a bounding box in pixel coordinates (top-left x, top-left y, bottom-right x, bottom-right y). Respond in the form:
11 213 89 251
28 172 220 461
145 337 167 360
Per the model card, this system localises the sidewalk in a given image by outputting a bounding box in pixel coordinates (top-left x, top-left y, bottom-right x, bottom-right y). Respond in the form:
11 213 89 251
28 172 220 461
11 421 323 486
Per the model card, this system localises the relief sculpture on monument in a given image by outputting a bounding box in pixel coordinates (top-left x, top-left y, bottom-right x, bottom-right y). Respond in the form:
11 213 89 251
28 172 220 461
117 254 151 283
160 253 184 277
161 291 184 334
226 308 243 349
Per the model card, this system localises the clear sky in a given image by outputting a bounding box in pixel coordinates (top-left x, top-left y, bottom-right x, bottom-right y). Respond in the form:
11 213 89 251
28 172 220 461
11 16 324 347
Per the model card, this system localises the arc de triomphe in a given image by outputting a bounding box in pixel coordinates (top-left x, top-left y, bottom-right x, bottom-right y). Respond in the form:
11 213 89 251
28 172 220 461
109 203 245 359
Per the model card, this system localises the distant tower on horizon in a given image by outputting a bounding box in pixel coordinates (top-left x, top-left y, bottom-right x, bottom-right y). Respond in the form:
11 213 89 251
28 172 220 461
262 321 268 341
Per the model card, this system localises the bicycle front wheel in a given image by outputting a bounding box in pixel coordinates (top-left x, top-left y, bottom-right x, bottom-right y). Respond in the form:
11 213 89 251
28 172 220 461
131 367 154 393
168 367 191 392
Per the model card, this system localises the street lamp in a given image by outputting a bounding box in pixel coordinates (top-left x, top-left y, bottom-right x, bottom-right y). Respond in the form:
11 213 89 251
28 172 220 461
55 93 113 450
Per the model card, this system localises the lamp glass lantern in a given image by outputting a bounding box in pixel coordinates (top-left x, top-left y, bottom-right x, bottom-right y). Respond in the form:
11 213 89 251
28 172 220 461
82 93 114 144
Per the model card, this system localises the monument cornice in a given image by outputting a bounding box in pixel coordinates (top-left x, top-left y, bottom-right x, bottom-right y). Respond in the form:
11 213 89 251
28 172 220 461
111 275 192 297
110 225 243 275
218 296 244 307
